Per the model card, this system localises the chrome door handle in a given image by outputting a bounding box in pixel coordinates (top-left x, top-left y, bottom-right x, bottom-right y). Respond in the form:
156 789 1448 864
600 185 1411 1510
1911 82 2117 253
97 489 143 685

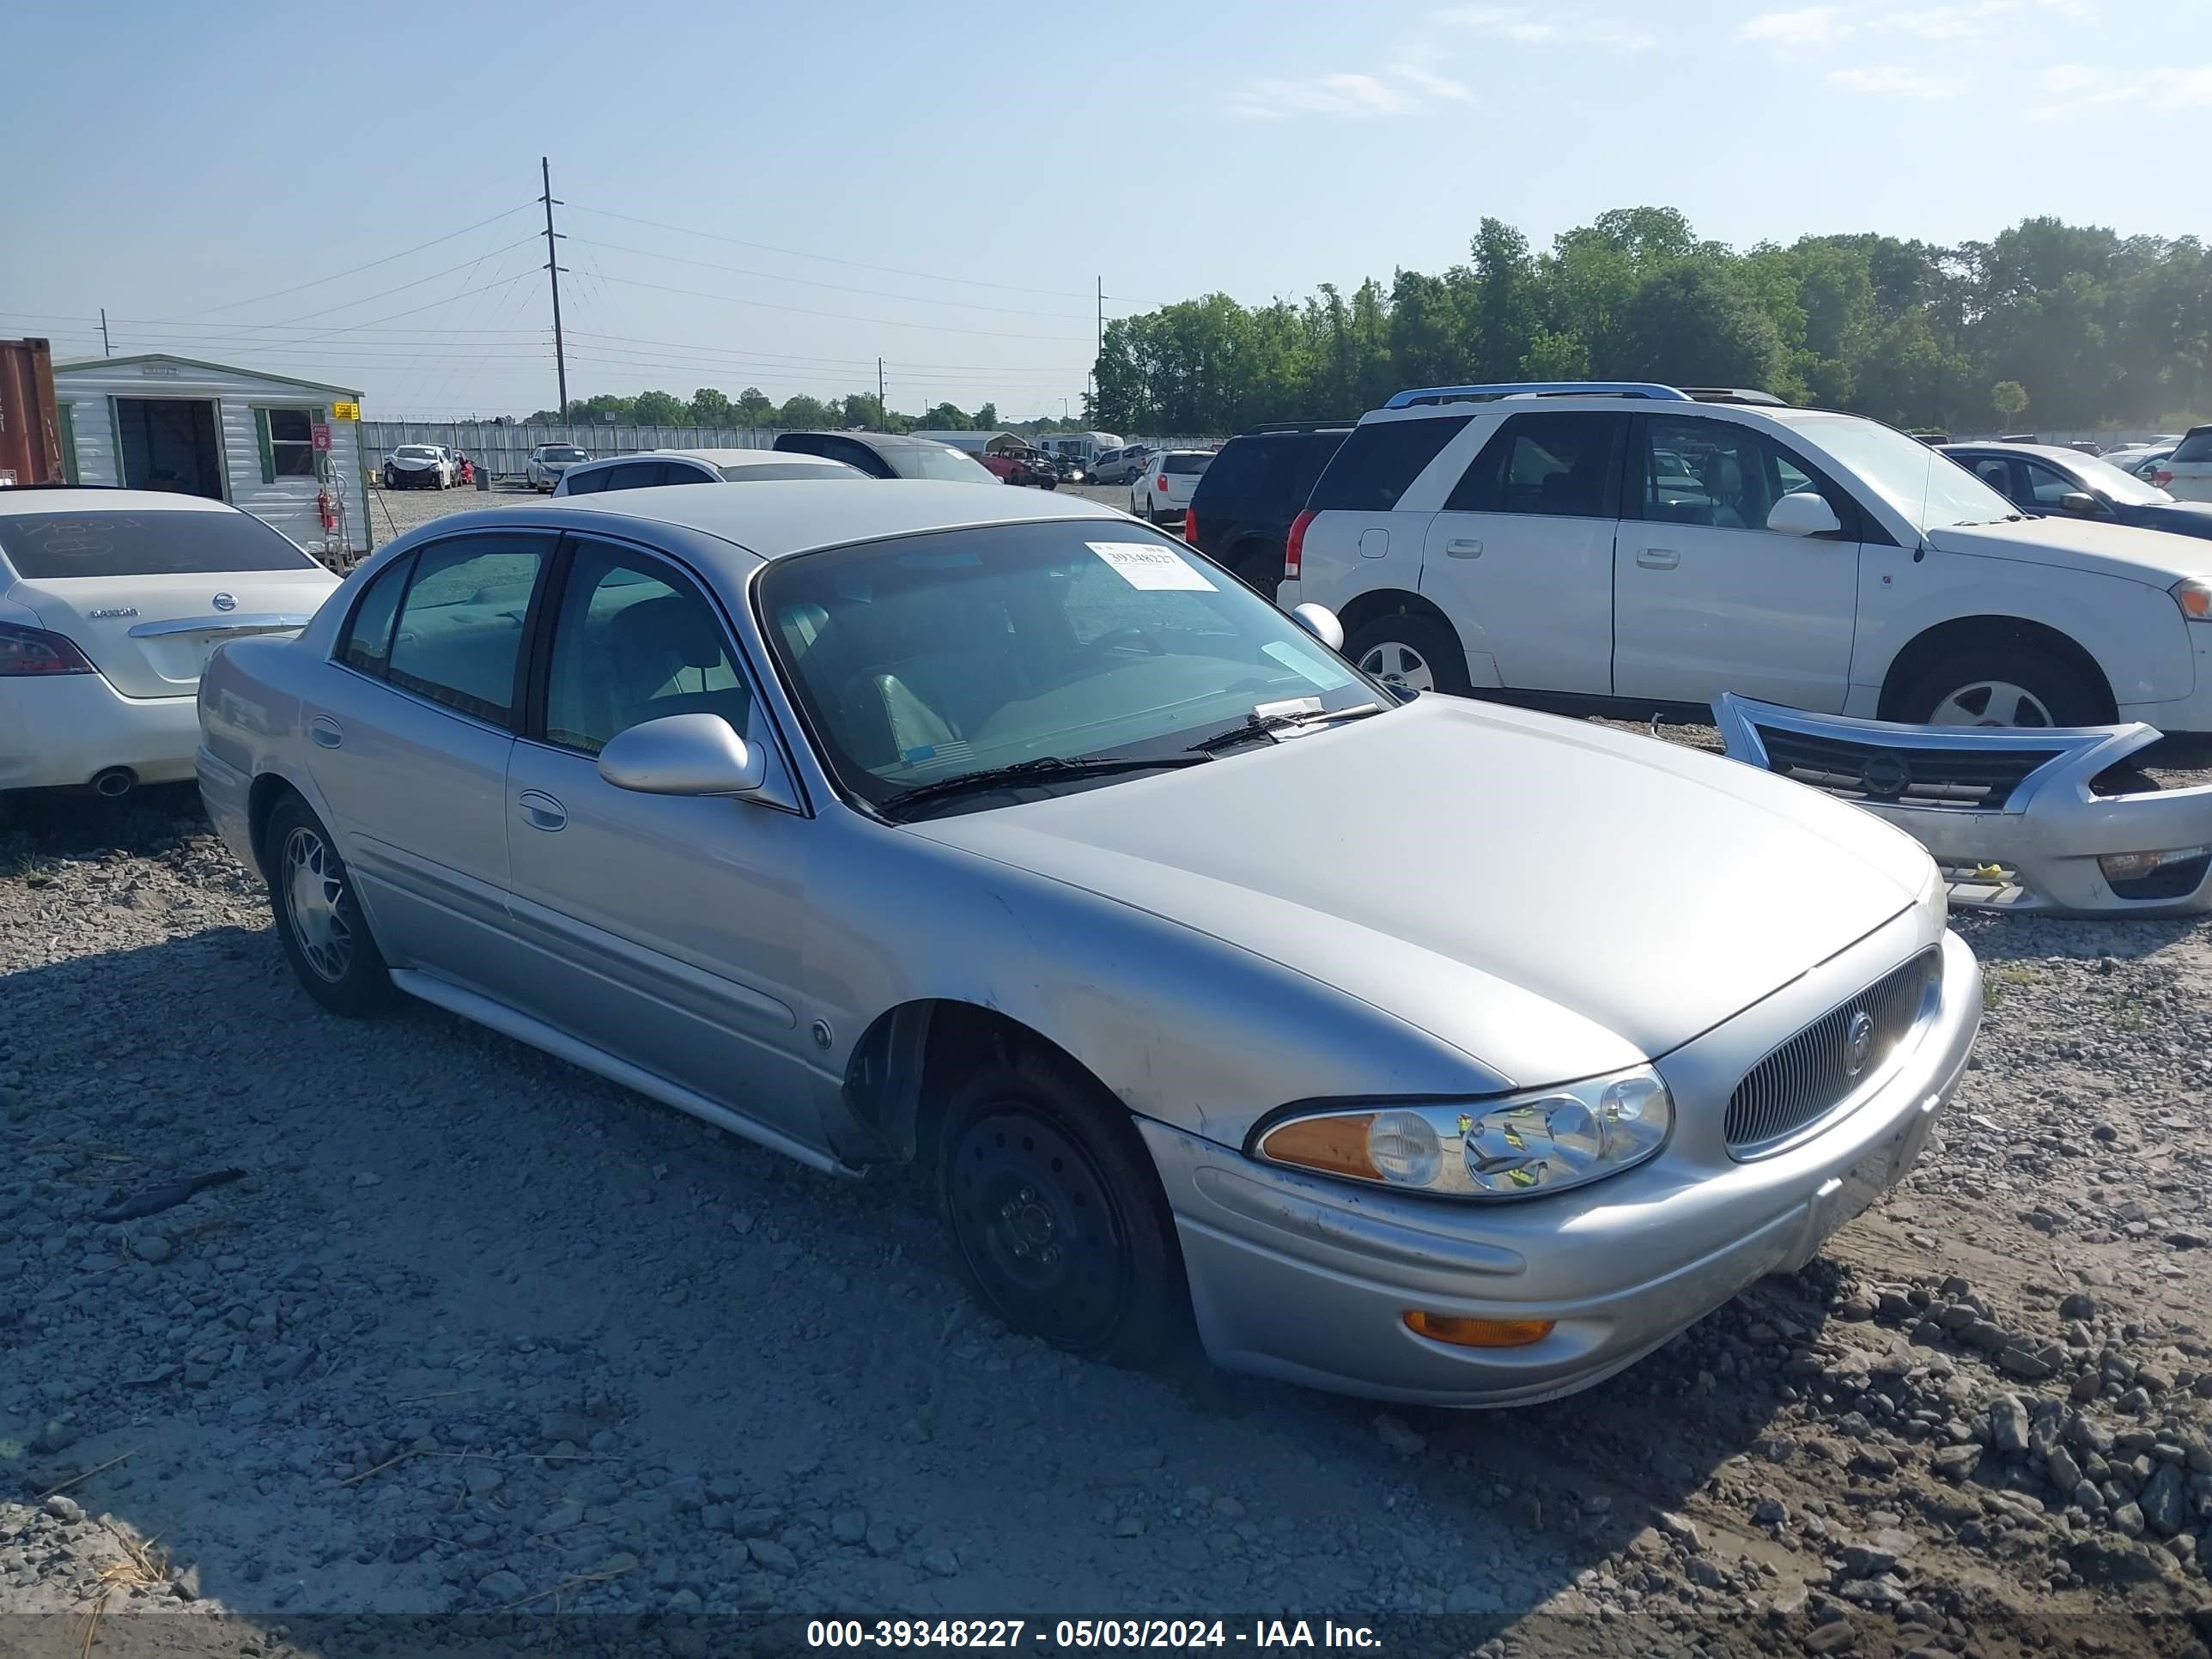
1445 538 1483 558
308 715 343 749
1637 547 1680 569
517 790 567 832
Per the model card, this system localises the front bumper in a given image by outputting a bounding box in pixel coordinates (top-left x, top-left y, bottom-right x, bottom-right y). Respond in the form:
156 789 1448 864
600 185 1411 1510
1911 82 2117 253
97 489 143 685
1 675 200 790
1145 922 1979 1407
1716 695 2212 915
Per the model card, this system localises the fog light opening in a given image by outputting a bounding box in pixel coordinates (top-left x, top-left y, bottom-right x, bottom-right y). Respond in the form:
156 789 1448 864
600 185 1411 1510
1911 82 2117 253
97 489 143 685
1401 1311 1554 1349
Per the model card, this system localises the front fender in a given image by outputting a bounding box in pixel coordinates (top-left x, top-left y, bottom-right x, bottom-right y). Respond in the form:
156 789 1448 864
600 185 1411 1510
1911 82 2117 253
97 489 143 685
1852 549 2193 706
801 816 1509 1151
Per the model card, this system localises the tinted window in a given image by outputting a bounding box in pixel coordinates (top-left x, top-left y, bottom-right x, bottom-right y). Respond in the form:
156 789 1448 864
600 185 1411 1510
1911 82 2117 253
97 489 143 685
821 439 890 477
775 433 831 458
1308 416 1472 513
0 509 320 577
339 554 414 673
542 543 750 755
1449 412 1624 517
384 535 547 724
559 466 610 495
1193 437 1269 506
2172 429 2212 464
602 463 668 491
1164 453 1212 476
1638 416 1833 532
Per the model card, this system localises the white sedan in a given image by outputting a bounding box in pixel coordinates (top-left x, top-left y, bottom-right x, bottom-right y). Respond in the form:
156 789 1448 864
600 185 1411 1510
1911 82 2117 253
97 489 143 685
382 446 453 489
0 489 337 795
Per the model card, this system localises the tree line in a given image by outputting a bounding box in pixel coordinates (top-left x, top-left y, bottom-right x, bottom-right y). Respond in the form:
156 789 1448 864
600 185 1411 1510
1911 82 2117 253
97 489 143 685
522 390 1086 437
1090 207 2212 437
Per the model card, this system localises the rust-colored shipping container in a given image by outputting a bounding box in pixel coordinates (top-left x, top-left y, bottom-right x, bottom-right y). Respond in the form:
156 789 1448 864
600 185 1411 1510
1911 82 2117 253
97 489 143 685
0 337 65 486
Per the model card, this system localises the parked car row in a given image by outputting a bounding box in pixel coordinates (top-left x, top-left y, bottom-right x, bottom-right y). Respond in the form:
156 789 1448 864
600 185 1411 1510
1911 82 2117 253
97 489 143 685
190 473 1979 1408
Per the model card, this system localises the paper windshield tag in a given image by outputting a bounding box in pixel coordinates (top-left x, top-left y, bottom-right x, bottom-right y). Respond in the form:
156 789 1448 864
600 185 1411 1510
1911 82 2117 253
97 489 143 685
1086 540 1217 592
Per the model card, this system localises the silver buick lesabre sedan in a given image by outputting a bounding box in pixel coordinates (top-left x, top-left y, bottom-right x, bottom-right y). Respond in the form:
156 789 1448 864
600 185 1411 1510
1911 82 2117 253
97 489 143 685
198 482 1980 1407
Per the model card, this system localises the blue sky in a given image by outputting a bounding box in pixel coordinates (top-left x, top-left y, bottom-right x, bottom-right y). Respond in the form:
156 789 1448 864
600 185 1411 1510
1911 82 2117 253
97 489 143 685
3 0 2206 420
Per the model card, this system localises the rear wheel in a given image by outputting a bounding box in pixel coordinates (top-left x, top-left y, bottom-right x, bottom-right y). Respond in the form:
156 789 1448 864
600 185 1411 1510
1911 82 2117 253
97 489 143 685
263 794 393 1016
1345 611 1471 696
936 1048 1190 1369
1897 647 2107 728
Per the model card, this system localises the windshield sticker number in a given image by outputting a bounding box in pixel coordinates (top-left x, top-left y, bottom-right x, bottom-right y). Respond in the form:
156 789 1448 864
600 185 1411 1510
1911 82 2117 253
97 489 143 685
1087 541 1217 592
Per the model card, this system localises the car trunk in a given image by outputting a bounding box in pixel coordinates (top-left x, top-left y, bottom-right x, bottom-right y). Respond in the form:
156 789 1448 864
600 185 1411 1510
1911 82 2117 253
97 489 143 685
19 570 336 696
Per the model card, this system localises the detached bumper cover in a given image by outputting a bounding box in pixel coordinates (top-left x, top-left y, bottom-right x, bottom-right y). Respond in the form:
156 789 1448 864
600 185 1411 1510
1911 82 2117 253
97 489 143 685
1714 694 2212 915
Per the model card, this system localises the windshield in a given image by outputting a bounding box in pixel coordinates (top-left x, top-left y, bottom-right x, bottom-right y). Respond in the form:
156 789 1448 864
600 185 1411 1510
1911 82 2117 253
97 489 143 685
0 510 320 578
395 447 440 460
2074 454 2172 505
892 445 999 483
757 520 1383 814
1777 411 2018 532
541 447 586 462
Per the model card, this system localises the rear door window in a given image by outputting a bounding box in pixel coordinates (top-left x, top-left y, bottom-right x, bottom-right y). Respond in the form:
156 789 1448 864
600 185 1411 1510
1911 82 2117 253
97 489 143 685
1448 412 1626 518
338 553 415 674
1308 416 1472 513
561 467 611 495
2171 430 2212 465
383 534 550 724
0 509 320 577
602 463 670 490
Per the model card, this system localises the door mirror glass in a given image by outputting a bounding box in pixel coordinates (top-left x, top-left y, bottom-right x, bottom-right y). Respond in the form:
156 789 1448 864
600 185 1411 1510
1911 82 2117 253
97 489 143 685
1291 603 1344 650
598 713 766 797
2059 490 2100 515
1765 491 1844 538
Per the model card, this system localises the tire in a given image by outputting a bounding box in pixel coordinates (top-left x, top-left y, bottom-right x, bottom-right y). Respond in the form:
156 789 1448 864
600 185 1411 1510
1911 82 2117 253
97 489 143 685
935 1046 1191 1370
1895 645 2107 729
263 793 393 1016
1227 542 1283 602
1345 611 1471 696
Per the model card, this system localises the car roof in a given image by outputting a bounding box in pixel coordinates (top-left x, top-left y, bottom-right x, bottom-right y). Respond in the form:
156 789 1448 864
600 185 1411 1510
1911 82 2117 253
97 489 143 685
648 448 854 469
1940 441 2089 465
543 478 1129 560
0 487 243 518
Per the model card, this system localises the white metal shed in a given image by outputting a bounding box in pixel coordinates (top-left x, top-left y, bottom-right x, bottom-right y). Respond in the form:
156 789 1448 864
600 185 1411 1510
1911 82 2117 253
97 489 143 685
51 355 371 562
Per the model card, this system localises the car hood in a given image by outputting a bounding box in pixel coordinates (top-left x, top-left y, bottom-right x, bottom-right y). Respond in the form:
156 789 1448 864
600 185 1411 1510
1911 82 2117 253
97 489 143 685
390 455 440 468
1925 515 2206 584
905 697 1929 1084
2135 501 2212 540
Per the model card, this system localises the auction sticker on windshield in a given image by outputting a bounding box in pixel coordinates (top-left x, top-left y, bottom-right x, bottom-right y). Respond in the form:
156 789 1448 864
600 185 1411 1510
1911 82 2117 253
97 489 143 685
1087 541 1217 592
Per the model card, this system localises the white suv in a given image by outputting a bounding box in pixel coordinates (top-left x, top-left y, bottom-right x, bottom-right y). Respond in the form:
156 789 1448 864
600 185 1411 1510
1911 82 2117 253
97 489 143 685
1281 380 2212 733
2161 425 2212 503
1132 449 1212 524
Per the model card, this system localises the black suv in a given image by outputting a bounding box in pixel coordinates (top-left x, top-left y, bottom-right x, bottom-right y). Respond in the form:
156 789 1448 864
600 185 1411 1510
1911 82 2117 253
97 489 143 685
772 431 1000 483
1183 422 1352 599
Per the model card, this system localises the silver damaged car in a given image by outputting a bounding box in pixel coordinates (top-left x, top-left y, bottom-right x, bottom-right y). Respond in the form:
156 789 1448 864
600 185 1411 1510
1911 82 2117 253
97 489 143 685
197 481 1981 1406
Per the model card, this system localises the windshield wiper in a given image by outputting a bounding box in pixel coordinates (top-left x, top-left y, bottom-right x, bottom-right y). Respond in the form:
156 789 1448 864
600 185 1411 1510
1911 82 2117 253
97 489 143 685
878 753 1211 817
1186 702 1386 755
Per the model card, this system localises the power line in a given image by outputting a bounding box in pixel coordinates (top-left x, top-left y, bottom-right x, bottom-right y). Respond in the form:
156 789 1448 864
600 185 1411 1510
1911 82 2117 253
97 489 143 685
563 203 1092 300
566 236 1090 321
584 271 1087 343
162 202 538 318
117 238 541 332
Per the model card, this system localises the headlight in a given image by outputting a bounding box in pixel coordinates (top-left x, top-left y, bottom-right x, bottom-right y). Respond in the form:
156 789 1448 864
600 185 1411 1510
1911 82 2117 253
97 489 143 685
2172 577 2212 621
1253 1065 1673 1200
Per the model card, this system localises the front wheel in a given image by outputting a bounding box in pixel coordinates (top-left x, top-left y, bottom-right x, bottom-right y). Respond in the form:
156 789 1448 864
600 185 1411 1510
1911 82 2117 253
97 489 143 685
263 794 393 1016
936 1048 1190 1370
1345 611 1471 695
1896 647 2107 728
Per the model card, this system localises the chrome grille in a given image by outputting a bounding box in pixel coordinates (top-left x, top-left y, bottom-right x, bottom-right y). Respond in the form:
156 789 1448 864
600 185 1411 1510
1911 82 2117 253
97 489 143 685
1725 949 1940 1156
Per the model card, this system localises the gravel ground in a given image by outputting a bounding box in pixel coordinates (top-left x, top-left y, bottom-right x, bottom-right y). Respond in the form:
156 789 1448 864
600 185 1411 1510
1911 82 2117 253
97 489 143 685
4 556 2212 1654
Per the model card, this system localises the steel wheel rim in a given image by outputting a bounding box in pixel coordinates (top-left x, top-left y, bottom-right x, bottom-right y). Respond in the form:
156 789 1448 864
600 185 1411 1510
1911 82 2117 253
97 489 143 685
283 825 354 982
1928 679 2055 728
947 1109 1130 1351
1359 641 1436 692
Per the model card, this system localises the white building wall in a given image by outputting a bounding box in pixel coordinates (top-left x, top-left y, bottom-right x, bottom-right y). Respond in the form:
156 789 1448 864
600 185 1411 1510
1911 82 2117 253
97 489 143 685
52 358 369 562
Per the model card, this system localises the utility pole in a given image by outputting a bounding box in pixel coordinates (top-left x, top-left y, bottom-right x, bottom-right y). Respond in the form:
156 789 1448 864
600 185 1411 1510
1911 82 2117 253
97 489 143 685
878 357 885 431
100 308 112 356
539 157 569 418
1094 275 1103 420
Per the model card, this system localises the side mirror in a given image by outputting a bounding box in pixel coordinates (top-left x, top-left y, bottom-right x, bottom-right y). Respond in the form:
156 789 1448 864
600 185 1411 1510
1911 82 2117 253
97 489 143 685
2059 490 2100 516
598 713 766 797
1766 491 1844 538
1291 603 1344 651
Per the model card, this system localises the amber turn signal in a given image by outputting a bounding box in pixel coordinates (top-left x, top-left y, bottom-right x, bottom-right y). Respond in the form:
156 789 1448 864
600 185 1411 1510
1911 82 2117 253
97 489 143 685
1258 1113 1378 1181
1401 1311 1554 1348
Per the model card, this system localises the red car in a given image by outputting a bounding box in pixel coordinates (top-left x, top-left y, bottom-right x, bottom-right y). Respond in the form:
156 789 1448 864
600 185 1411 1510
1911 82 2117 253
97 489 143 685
981 447 1059 489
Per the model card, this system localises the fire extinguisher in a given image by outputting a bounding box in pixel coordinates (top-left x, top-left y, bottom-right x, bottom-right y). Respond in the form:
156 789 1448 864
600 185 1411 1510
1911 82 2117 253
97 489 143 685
317 487 337 532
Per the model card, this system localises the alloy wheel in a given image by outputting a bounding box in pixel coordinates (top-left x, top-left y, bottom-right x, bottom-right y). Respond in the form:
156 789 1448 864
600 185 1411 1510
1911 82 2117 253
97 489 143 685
1927 679 2055 727
1358 641 1436 692
283 825 354 983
